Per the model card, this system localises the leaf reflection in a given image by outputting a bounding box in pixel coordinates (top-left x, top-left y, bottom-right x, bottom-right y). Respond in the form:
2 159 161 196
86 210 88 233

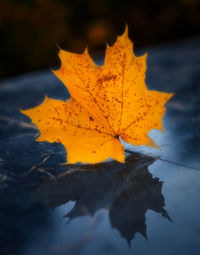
36 152 171 244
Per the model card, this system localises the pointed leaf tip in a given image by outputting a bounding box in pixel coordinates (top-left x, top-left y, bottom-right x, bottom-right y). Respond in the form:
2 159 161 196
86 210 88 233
124 24 129 36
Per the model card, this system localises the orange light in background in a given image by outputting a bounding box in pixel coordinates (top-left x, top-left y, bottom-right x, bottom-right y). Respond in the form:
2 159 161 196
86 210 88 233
87 21 112 45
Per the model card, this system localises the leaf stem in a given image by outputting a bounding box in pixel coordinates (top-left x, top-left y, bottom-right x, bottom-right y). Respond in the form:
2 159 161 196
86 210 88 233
125 149 200 171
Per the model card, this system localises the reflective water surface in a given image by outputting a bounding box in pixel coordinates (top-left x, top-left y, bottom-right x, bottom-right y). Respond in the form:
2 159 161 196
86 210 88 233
36 153 170 244
0 38 200 255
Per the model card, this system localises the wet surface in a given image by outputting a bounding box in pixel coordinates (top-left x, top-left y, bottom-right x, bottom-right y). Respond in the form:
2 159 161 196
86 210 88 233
0 37 200 255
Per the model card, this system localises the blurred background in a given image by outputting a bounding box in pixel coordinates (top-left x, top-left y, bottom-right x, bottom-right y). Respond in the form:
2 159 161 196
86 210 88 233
0 0 199 79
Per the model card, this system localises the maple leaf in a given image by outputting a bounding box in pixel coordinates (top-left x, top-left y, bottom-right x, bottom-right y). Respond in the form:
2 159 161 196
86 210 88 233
21 26 173 164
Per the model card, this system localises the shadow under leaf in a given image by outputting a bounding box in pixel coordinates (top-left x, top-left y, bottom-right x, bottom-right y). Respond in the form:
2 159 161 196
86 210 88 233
35 152 171 244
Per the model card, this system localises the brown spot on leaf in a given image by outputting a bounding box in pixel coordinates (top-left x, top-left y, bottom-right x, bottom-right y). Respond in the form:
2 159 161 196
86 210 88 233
97 74 117 86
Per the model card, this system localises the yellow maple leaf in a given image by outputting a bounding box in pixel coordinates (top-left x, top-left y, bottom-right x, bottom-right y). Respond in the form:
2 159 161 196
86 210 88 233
21 26 173 164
